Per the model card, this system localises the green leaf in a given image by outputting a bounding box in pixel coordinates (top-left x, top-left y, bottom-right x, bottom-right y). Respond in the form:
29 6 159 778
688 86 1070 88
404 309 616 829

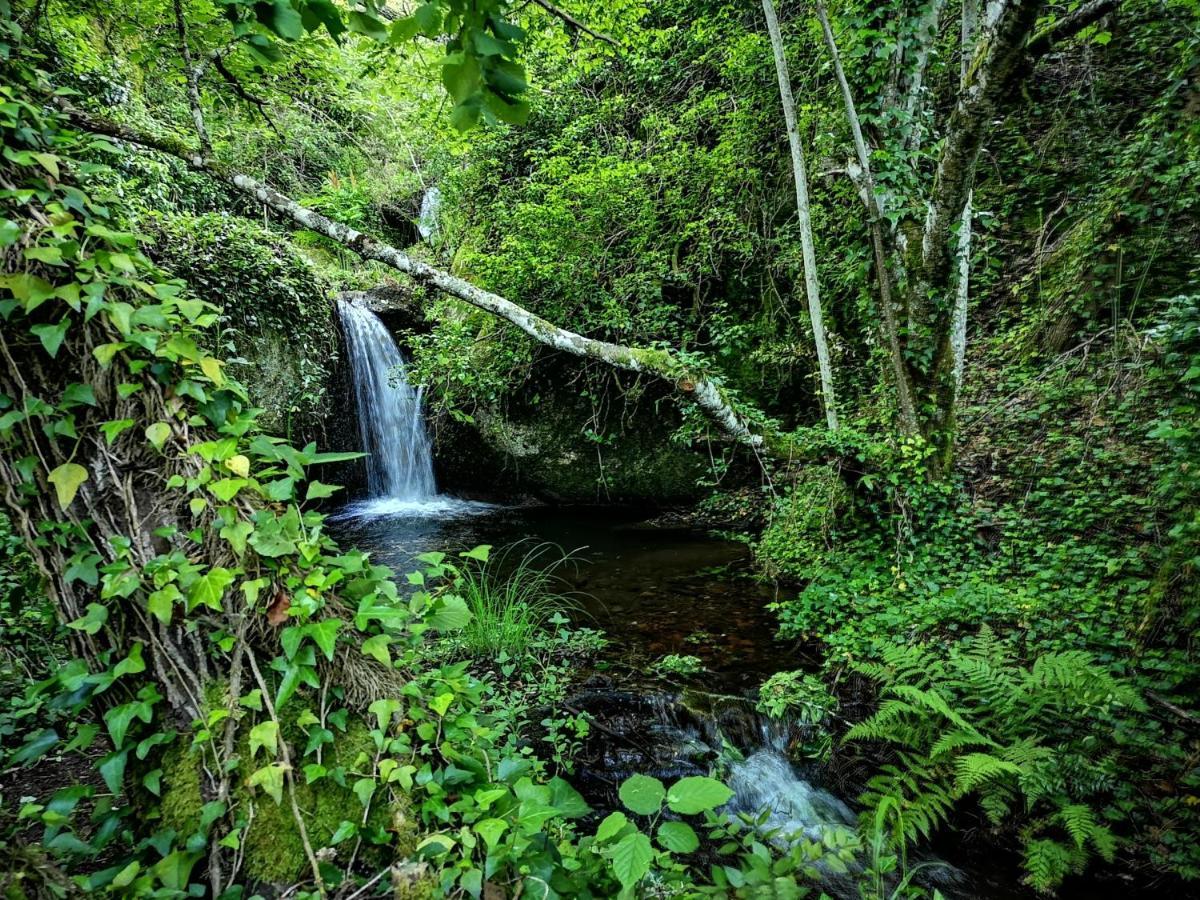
666 776 733 815
145 421 171 450
187 567 235 612
475 817 508 848
307 618 341 661
48 462 88 509
368 698 402 731
427 594 472 631
361 633 392 666
263 0 303 39
248 763 286 804
68 602 107 635
595 810 628 842
348 9 388 41
619 774 665 816
656 820 699 853
610 831 654 888
249 721 279 759
305 480 340 500
30 319 69 357
352 777 375 808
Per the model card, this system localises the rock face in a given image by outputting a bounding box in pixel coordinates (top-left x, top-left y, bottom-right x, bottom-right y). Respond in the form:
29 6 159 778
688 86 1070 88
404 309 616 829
149 213 339 445
433 388 712 505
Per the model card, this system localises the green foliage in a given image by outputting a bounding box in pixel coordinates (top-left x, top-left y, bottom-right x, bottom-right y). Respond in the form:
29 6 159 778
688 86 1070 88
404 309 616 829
653 653 706 678
149 212 338 439
844 630 1144 891
438 542 580 660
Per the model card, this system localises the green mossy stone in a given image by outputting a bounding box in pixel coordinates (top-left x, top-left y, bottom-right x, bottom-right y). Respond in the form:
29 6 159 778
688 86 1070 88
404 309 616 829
157 705 416 887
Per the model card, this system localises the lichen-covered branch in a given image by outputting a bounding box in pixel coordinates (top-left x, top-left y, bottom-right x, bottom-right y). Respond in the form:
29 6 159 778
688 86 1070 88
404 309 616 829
55 100 789 457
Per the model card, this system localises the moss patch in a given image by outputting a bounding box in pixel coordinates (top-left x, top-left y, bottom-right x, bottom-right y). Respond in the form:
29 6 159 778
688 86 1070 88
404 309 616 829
147 213 339 441
158 710 415 888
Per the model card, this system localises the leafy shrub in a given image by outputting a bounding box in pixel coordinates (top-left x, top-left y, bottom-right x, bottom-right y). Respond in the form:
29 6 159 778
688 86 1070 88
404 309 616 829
844 629 1144 891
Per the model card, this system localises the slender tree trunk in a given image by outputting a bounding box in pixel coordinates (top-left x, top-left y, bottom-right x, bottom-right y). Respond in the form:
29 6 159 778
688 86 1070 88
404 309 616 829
761 0 839 431
814 0 918 431
951 0 980 393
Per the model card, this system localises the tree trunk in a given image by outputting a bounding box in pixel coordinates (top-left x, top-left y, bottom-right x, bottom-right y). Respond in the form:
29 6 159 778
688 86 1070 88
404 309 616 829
761 0 840 432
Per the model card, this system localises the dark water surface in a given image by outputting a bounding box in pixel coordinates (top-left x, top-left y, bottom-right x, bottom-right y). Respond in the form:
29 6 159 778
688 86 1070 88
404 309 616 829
329 501 801 689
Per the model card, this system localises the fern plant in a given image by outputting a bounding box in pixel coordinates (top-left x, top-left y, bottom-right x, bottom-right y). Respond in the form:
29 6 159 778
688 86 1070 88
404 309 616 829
844 628 1144 892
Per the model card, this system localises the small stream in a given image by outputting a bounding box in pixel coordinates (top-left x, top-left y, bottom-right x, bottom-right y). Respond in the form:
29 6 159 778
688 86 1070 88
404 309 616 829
330 301 1036 898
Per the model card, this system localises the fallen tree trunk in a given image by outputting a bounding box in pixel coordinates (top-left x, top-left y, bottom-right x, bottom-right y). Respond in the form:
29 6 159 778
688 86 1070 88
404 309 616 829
56 100 794 459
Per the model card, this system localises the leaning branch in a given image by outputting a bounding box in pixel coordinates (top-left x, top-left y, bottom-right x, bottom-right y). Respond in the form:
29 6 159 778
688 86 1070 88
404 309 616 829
55 100 788 457
531 0 619 47
1026 0 1120 57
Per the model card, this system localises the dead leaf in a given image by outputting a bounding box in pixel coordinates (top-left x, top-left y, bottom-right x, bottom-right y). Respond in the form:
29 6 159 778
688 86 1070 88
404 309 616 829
265 587 291 626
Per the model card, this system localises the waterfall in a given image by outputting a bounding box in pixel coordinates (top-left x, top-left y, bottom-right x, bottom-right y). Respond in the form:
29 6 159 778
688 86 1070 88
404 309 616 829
417 186 441 240
338 300 437 503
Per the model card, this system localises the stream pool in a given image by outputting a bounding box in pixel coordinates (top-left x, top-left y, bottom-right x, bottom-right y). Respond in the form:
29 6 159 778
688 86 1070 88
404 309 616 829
328 499 1052 899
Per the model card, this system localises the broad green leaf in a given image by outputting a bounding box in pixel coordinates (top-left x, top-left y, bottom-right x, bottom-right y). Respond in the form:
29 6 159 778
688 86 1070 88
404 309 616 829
596 810 628 842
610 831 653 888
427 594 472 631
666 776 733 815
619 774 665 816
656 820 699 853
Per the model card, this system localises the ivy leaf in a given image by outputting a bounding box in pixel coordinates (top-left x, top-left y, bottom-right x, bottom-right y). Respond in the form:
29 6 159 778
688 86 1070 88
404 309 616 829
656 820 699 853
187 567 235 612
474 817 508 849
248 763 287 804
610 831 654 889
48 462 89 509
619 774 665 816
249 721 279 759
361 633 392 665
353 777 376 808
306 619 341 661
30 319 69 357
98 748 129 794
666 776 733 815
68 602 107 635
368 698 402 731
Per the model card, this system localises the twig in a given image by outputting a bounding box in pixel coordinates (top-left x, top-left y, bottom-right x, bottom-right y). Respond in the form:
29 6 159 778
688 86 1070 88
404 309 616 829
531 0 618 46
172 0 211 156
246 651 327 896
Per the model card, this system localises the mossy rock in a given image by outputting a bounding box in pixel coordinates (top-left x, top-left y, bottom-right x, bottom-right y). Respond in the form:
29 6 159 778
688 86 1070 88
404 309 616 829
158 709 416 887
147 212 339 442
443 390 710 505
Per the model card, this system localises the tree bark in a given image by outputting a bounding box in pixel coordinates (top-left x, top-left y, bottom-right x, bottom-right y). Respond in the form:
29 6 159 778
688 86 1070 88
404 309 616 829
761 0 840 431
54 100 793 458
815 0 917 431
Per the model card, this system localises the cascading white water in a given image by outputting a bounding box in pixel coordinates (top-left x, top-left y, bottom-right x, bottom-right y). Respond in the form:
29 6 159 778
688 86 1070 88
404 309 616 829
338 300 437 503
